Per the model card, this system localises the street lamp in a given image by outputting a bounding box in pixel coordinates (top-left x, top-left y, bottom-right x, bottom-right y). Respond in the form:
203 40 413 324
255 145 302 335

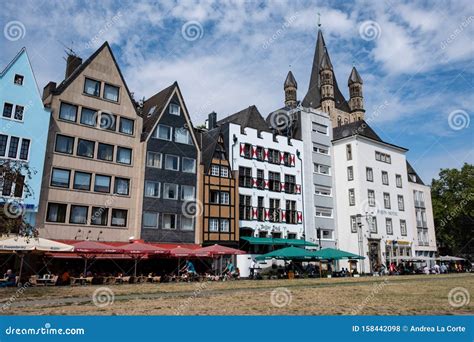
316 227 322 250
356 213 374 274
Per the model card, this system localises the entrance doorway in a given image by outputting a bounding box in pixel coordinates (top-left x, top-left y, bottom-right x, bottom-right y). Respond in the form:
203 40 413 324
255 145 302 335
368 239 381 273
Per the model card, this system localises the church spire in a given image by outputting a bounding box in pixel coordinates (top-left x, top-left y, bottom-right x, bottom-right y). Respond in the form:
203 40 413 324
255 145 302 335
348 66 365 120
284 71 297 108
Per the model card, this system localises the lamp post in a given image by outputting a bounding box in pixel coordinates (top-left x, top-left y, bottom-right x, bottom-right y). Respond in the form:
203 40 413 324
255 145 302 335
316 227 322 250
356 213 373 274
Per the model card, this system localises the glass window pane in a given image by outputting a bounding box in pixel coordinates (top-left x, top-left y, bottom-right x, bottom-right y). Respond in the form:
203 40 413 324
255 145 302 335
165 155 179 170
0 135 7 156
100 113 117 131
98 143 114 161
145 181 160 197
59 103 77 122
8 136 19 158
181 186 195 200
73 172 91 191
156 125 172 140
146 152 161 168
69 205 88 224
182 158 196 173
112 209 127 227
80 107 97 126
104 84 119 102
77 139 95 158
51 168 70 188
94 175 111 193
114 178 129 195
164 183 178 199
117 147 132 164
163 214 176 229
46 203 66 223
19 139 30 160
119 118 134 135
84 78 100 96
143 212 158 228
91 207 108 226
55 135 74 154
181 217 193 230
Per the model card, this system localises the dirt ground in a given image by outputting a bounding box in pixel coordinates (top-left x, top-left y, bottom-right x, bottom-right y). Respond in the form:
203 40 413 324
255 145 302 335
0 273 472 315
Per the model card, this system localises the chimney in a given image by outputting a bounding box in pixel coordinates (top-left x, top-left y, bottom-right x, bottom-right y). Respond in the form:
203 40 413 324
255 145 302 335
42 81 56 101
208 111 217 129
65 54 82 79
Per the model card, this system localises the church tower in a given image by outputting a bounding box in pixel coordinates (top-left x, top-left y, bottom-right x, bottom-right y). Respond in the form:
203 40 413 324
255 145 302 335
348 66 365 121
284 70 298 108
319 53 335 114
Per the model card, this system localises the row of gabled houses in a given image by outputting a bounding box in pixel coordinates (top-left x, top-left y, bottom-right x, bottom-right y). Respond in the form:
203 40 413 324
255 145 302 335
0 27 437 274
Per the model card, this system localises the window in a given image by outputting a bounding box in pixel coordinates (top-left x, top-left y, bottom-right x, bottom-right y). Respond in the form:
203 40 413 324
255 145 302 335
112 209 127 227
268 171 281 192
220 167 229 178
182 157 196 173
313 143 329 155
69 205 88 224
368 216 378 233
14 105 24 120
182 185 195 201
257 196 264 221
312 122 327 134
98 143 114 161
0 135 7 156
59 102 77 122
163 214 177 229
383 192 391 209
366 167 373 182
143 212 158 228
368 190 375 206
117 147 132 165
175 128 193 145
240 195 252 220
19 139 30 160
114 177 130 196
398 195 404 211
256 146 264 161
46 203 67 223
375 151 391 164
256 169 265 189
220 219 230 232
13 175 24 198
209 218 219 232
169 103 180 115
145 181 160 198
396 174 402 188
268 149 280 164
349 189 355 206
286 200 297 224
55 134 74 154
94 175 111 193
80 107 97 126
210 191 220 204
284 174 296 194
146 152 162 168
239 167 252 188
2 103 13 118
84 78 100 96
91 207 108 226
346 144 352 160
51 168 70 188
315 206 332 217
8 136 19 158
103 83 119 102
181 217 194 230
163 183 178 200
347 166 354 181
382 171 389 185
1 177 12 196
385 218 393 235
314 163 330 175
155 125 172 140
77 139 95 158
269 198 281 222
400 220 407 236
119 118 134 135
14 74 24 85
350 215 358 233
211 165 220 176
165 155 179 171
73 171 91 191
315 185 331 196
220 192 230 204
100 113 117 131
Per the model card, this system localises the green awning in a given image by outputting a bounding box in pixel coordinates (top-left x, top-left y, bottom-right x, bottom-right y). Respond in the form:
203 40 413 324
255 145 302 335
311 248 364 260
240 236 318 247
255 246 321 261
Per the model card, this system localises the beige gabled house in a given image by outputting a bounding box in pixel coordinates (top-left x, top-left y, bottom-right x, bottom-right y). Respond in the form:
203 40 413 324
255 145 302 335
37 42 144 242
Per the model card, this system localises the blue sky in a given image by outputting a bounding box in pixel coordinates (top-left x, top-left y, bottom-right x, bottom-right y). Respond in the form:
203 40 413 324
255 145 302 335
1 0 472 183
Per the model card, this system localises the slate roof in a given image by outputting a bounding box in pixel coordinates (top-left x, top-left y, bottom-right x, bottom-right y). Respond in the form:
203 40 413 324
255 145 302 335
198 126 224 173
348 66 363 85
217 105 271 133
284 70 297 88
406 161 425 185
141 83 176 140
302 30 350 112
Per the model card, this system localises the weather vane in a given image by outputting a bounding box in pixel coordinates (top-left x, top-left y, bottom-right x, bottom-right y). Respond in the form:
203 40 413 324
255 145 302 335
317 12 321 27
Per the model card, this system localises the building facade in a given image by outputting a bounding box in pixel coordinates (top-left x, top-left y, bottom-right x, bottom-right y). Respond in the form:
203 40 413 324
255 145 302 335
140 82 200 243
37 43 144 242
196 119 239 247
0 48 51 228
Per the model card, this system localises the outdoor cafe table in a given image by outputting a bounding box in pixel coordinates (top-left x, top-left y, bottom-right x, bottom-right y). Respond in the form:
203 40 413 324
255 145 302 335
36 277 56 286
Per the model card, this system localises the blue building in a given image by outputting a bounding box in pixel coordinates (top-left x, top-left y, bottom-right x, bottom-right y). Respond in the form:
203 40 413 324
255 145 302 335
0 48 51 228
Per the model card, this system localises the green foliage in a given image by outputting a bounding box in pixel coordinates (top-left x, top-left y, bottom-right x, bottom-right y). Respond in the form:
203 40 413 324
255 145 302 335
431 163 474 256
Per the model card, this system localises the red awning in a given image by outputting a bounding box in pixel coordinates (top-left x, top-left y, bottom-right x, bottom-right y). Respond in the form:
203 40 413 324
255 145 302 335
119 242 169 255
45 252 143 260
169 246 196 257
73 240 124 254
195 244 245 257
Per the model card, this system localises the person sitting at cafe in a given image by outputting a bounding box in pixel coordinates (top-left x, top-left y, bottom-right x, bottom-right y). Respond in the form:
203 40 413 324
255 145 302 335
180 260 197 278
0 269 17 288
223 260 237 279
60 271 70 285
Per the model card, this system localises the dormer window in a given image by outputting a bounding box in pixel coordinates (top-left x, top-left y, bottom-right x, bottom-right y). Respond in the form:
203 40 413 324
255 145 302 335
147 105 157 117
14 74 24 85
169 103 180 116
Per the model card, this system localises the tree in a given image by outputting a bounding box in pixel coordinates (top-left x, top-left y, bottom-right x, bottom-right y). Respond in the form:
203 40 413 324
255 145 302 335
431 163 474 257
0 160 36 236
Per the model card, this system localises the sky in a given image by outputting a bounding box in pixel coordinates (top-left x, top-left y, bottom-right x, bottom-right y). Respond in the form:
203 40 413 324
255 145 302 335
1 0 472 183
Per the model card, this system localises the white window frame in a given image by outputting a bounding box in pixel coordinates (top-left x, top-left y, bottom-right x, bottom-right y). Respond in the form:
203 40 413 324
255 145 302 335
164 154 180 171
181 216 194 231
145 181 160 198
182 157 196 173
209 218 219 232
314 185 331 197
220 167 229 178
162 213 177 229
163 183 179 200
211 165 220 176
169 103 180 116
315 206 332 218
220 192 230 204
146 151 162 168
349 189 355 206
155 124 173 141
181 185 195 200
143 212 158 228
220 219 230 232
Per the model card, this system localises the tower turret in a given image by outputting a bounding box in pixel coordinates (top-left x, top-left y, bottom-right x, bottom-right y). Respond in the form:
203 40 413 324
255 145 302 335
348 66 365 121
319 53 335 113
284 71 297 108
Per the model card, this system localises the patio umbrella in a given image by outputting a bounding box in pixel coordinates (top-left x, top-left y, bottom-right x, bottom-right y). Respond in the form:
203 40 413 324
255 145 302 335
195 244 245 274
437 255 465 261
119 242 168 276
73 240 123 275
255 246 320 261
0 236 74 281
311 248 365 260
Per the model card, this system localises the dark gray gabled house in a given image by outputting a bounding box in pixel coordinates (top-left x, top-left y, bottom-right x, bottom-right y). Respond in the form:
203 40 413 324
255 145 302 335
140 82 200 243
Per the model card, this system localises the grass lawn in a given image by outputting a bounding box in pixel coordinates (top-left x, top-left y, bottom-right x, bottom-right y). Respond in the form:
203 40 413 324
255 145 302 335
1 273 472 315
